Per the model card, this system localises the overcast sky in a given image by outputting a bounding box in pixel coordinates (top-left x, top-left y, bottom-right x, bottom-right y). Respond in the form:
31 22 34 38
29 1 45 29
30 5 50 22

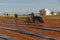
0 0 60 15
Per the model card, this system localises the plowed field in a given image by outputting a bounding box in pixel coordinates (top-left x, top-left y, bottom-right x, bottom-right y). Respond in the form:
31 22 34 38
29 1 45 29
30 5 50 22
0 16 60 40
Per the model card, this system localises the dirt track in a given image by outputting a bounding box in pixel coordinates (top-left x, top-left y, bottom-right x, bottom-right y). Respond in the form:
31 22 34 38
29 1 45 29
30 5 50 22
0 16 60 40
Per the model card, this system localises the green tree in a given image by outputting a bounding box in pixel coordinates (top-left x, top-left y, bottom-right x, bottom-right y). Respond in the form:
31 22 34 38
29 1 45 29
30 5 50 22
51 11 54 15
57 12 60 16
39 9 46 16
3 13 9 17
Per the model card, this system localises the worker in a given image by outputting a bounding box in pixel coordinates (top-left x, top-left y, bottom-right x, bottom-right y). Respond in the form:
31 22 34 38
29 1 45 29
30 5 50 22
14 14 18 24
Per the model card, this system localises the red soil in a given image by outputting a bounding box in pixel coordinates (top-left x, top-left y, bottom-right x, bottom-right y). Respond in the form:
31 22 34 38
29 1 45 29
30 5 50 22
0 16 60 40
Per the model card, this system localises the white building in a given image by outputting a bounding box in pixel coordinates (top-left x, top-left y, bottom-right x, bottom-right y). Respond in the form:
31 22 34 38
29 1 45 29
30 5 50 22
44 9 51 15
40 8 59 16
53 12 57 15
40 8 51 15
3 12 15 17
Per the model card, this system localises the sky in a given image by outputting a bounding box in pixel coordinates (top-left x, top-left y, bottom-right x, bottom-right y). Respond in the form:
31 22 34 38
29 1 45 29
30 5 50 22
0 0 60 15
